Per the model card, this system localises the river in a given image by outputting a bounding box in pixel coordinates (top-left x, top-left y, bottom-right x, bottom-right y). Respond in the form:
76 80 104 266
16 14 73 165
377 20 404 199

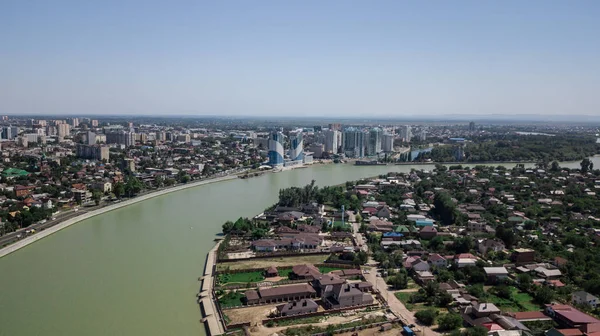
0 159 596 336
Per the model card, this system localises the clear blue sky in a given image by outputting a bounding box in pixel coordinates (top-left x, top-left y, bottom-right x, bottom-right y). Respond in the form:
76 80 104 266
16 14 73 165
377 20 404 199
1 0 599 117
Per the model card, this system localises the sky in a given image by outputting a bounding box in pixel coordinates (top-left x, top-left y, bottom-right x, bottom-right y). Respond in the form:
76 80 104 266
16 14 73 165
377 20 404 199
1 0 599 118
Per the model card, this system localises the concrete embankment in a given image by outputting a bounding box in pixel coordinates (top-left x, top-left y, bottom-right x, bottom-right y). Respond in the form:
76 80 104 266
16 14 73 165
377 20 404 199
0 175 237 258
199 241 225 336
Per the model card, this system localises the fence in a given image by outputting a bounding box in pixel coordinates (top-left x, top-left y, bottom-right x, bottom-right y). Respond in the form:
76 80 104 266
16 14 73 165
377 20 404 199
310 319 401 336
261 303 380 324
218 251 330 262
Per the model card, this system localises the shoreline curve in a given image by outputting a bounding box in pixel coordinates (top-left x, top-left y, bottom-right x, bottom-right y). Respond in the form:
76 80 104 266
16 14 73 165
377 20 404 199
0 175 238 258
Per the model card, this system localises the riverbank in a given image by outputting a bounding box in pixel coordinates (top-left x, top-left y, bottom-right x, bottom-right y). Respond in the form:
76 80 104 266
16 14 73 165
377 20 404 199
0 174 238 258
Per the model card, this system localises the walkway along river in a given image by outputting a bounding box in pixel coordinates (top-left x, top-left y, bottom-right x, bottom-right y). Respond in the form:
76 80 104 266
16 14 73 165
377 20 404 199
0 159 596 336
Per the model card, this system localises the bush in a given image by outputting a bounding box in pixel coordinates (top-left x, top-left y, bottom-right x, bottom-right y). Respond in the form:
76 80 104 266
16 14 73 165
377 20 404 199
415 309 437 326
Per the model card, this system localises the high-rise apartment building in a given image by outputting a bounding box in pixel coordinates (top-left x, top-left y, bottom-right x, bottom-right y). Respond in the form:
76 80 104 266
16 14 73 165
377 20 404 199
343 128 366 158
2 126 19 140
367 128 382 156
324 130 339 154
70 118 79 128
268 132 285 167
91 120 99 127
76 144 110 161
400 125 412 142
106 131 135 147
288 131 304 162
382 134 394 152
57 124 71 138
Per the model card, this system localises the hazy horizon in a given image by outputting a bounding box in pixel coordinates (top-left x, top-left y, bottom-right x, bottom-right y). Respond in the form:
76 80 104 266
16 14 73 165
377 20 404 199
2 1 600 117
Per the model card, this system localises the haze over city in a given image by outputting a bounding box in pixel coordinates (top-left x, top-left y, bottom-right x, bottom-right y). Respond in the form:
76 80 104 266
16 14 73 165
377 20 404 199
1 0 599 118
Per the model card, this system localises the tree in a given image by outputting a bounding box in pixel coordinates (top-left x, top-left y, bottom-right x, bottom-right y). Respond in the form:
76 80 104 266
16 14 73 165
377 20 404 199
92 191 102 206
534 286 555 304
438 313 463 331
495 224 517 248
463 326 489 336
387 272 408 290
415 309 437 326
467 284 485 298
581 158 592 173
354 251 368 265
494 285 512 300
550 161 560 172
433 192 457 226
517 273 533 291
113 182 125 199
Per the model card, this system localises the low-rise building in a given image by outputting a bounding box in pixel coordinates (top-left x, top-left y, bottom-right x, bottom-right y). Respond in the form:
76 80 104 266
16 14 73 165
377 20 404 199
276 299 318 316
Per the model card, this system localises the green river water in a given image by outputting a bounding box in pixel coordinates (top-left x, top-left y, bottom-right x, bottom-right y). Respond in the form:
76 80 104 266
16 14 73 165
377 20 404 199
0 160 592 336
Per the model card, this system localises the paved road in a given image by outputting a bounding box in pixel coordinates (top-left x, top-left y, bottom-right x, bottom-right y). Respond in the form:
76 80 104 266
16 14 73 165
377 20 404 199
0 208 90 248
353 217 441 336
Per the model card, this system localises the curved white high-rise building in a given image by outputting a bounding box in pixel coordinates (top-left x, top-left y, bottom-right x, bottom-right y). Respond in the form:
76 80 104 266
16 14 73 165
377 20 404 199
288 131 303 162
268 132 285 167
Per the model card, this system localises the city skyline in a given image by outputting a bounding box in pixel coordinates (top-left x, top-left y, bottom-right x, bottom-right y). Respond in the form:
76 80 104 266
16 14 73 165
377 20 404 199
2 1 599 117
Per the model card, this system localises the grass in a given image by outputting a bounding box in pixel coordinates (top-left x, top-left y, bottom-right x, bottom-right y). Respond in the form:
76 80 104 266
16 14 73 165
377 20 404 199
217 254 328 271
218 271 265 285
218 291 246 308
484 287 540 312
395 292 416 311
318 266 345 273
278 269 293 278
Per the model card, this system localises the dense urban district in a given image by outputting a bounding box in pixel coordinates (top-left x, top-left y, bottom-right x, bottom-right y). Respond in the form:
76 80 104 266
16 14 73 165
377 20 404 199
1 115 599 244
207 161 600 336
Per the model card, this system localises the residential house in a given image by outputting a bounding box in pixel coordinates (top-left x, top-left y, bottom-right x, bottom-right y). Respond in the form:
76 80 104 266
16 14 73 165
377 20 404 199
323 283 374 309
276 299 319 316
455 253 478 268
419 226 437 239
428 253 448 268
290 264 322 280
312 274 346 296
535 266 562 279
511 248 536 264
479 239 506 255
545 304 600 331
484 267 510 283
404 257 430 272
245 284 317 305
15 185 36 197
572 291 599 308
415 271 435 284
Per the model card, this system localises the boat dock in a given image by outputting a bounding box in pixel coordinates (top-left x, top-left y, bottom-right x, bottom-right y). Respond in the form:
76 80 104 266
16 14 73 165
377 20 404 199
199 241 225 336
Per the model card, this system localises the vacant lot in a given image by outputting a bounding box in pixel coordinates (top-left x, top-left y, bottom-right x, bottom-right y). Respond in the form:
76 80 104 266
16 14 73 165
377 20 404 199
217 254 329 271
226 303 279 325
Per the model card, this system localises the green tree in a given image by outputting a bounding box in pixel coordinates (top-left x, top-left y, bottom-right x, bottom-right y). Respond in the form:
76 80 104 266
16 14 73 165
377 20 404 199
415 309 437 326
92 191 102 206
113 182 125 198
438 313 463 331
534 286 555 304
517 273 533 291
387 272 408 290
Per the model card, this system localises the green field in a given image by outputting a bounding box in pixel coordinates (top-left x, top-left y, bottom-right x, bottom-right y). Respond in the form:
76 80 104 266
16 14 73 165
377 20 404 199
218 271 265 285
218 291 246 308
